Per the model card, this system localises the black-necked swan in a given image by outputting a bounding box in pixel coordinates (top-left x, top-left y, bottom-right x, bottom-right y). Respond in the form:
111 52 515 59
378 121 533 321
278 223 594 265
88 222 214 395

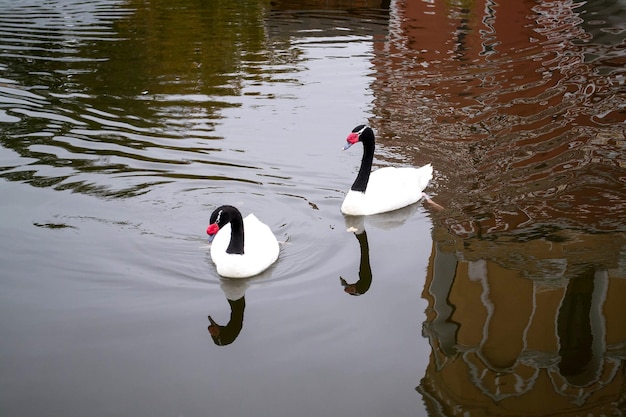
341 125 433 216
206 205 279 278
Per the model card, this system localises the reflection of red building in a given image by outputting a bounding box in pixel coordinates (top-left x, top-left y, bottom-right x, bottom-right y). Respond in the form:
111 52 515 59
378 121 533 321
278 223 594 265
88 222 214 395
420 227 626 416
371 0 625 236
369 1 626 415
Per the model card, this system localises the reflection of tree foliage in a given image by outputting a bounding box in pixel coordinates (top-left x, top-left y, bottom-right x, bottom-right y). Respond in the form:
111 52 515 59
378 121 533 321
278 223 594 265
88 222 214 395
87 0 271 98
0 0 280 198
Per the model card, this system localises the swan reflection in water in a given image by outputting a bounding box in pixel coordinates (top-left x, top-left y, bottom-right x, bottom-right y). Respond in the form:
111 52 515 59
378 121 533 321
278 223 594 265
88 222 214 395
340 230 372 296
207 278 250 346
340 199 442 296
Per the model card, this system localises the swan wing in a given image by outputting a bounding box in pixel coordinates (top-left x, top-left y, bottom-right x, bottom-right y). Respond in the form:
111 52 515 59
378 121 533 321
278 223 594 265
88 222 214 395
342 164 433 215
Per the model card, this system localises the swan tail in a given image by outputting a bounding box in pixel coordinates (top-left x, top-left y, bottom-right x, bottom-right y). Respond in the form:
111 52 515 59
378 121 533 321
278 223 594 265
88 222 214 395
417 163 434 191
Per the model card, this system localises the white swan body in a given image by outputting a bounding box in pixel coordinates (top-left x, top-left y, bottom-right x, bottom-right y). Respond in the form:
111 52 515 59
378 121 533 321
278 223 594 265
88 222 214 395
341 125 433 216
207 206 279 278
341 164 432 216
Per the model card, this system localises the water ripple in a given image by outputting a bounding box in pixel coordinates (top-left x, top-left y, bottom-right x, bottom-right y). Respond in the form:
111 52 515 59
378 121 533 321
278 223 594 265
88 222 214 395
0 6 271 197
370 1 625 237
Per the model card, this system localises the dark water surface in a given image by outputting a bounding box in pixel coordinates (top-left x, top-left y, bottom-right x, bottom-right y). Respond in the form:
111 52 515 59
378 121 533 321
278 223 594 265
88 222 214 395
1 1 625 416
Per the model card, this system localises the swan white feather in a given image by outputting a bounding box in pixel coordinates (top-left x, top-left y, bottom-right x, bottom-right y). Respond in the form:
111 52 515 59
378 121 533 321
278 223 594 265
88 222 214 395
341 164 432 216
210 213 279 278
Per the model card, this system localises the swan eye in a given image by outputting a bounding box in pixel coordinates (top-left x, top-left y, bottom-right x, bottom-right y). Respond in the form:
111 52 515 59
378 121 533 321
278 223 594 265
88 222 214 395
207 223 219 235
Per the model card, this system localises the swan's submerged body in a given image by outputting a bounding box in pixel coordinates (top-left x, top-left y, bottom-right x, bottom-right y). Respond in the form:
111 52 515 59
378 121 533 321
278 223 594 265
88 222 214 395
341 125 433 216
207 206 279 278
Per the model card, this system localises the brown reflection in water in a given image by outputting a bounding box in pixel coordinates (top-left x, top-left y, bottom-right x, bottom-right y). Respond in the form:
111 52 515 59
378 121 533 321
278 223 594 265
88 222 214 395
557 269 594 382
267 0 391 41
419 229 626 415
365 0 626 415
370 0 625 238
270 0 390 9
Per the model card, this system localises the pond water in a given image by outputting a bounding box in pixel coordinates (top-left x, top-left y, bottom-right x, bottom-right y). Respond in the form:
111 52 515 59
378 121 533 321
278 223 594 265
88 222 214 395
1 1 625 416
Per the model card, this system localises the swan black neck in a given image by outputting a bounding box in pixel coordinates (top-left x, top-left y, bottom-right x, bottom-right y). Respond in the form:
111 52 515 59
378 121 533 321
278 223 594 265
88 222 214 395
211 205 245 254
351 127 375 193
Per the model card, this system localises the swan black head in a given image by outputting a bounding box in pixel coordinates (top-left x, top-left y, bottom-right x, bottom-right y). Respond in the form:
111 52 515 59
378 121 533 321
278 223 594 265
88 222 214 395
206 205 245 254
209 205 237 227
206 205 243 245
207 205 231 236
343 125 373 150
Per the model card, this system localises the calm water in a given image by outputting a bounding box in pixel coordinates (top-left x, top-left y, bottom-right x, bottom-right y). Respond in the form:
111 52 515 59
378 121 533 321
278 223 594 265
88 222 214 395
1 1 625 416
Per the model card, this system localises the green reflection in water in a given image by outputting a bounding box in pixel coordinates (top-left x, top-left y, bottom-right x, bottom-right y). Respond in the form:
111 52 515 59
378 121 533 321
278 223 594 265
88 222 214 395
0 0 279 198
